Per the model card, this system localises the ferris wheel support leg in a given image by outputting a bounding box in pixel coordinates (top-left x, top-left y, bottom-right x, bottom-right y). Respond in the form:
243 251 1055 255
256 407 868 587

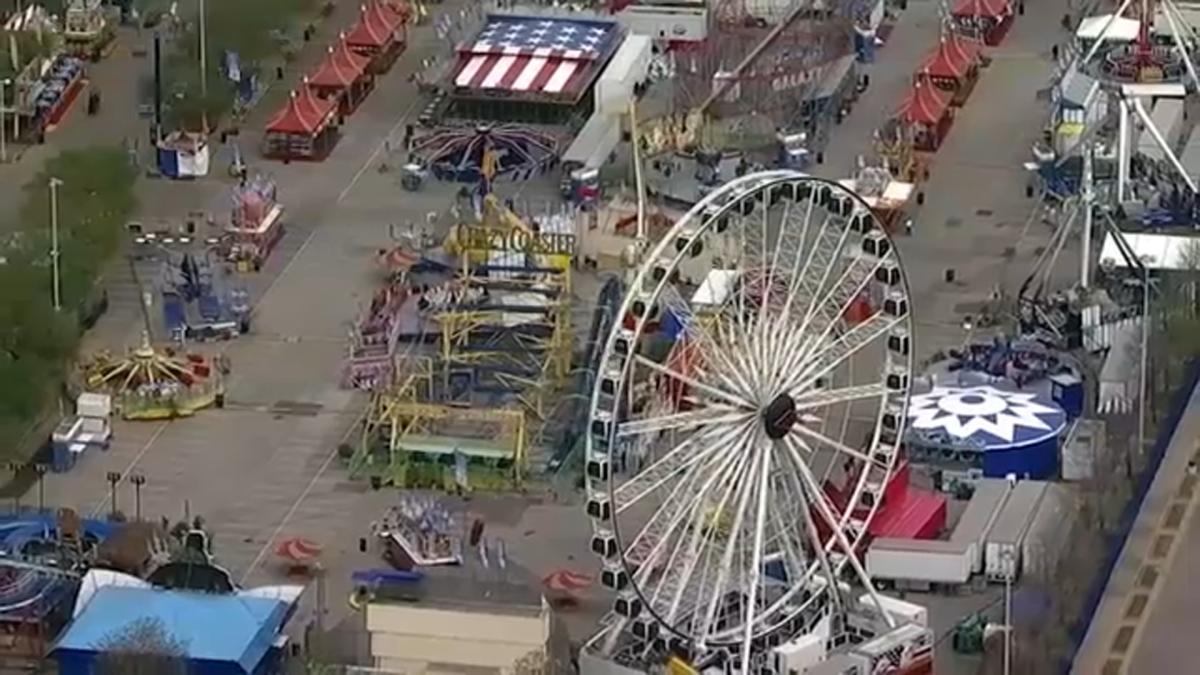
1131 96 1198 193
739 449 773 675
784 437 896 630
1117 102 1130 203
1160 5 1200 92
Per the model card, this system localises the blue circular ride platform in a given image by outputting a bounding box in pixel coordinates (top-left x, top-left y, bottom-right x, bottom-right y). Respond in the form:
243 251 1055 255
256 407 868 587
906 384 1068 479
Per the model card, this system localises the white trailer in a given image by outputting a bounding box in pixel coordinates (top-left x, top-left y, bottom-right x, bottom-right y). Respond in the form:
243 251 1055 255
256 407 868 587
984 480 1049 582
595 34 652 116
949 478 1012 574
615 4 708 44
856 593 928 628
866 538 972 587
562 112 621 174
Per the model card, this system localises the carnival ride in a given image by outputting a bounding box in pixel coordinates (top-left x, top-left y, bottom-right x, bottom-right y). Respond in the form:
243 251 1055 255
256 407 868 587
583 171 916 672
410 124 558 188
0 512 115 662
221 175 285 270
82 333 224 420
348 196 579 489
159 249 251 341
62 0 115 60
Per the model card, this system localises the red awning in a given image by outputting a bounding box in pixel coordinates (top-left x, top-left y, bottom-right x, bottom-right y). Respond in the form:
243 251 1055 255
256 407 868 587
345 3 399 48
308 39 371 88
266 87 338 135
951 0 1011 19
895 82 951 126
919 34 983 79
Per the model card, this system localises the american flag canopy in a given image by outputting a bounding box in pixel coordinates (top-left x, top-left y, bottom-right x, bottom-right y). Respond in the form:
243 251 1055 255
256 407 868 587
453 15 619 98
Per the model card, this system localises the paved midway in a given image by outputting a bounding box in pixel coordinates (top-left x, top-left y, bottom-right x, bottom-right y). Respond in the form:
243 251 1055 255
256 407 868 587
33 0 1078 669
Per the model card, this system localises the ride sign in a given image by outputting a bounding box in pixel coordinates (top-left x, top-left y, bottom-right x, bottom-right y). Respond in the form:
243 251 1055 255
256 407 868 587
460 226 575 256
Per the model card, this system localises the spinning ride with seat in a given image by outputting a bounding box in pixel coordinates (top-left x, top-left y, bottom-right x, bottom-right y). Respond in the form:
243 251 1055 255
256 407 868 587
411 124 557 185
583 172 916 671
83 333 224 420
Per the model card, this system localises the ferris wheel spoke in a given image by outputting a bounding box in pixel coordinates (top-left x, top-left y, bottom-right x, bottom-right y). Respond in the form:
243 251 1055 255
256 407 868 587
659 423 759 626
782 214 845 321
793 383 887 411
783 312 900 395
696 439 764 649
790 424 889 472
739 442 773 673
684 314 759 399
794 254 885 353
615 419 752 514
617 407 748 438
634 354 753 409
785 435 884 607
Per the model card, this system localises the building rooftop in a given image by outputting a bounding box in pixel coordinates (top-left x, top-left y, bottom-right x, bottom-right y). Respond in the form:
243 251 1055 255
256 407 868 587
53 586 290 673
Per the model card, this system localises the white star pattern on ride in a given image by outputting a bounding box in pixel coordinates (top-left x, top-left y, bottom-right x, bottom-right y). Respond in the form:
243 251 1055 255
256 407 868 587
907 385 1061 443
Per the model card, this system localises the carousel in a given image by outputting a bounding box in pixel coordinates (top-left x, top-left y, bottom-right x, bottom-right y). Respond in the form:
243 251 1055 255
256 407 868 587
410 124 558 185
82 334 226 420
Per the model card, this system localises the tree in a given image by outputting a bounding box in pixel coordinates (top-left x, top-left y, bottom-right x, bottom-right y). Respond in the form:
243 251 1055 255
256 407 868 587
93 617 189 675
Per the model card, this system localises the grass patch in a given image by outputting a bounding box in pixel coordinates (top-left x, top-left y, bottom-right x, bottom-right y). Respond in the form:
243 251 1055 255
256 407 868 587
0 147 138 461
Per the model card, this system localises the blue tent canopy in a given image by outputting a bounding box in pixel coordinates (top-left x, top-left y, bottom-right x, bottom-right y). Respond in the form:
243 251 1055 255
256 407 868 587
53 587 290 675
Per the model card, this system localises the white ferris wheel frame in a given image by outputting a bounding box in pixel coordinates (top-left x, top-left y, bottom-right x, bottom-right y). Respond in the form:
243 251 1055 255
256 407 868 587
583 171 916 671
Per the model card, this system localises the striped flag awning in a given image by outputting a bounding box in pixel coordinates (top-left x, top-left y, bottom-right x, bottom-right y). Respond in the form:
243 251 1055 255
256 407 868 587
452 15 619 99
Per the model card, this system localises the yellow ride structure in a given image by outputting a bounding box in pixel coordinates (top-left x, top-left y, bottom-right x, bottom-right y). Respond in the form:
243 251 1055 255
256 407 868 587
352 196 575 491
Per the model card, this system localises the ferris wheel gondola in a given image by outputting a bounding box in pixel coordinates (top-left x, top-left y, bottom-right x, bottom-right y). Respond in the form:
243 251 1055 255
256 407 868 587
584 172 915 671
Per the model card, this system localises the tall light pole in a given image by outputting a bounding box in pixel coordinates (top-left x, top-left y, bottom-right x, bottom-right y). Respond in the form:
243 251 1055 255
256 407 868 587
105 471 122 519
1003 549 1014 675
0 78 10 163
130 473 146 521
49 177 63 312
199 0 208 97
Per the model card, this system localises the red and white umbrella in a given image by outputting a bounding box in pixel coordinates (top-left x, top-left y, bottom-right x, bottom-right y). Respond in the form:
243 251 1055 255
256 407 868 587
275 537 322 563
542 569 592 593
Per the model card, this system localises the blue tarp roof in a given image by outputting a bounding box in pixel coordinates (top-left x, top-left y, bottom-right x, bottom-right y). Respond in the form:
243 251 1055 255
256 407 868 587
53 586 289 674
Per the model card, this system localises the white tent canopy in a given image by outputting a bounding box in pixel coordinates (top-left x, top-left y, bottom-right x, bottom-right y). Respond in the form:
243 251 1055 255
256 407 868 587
1076 14 1141 42
1099 232 1200 271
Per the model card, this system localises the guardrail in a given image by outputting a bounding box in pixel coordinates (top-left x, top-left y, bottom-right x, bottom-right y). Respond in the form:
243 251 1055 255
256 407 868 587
1065 357 1200 671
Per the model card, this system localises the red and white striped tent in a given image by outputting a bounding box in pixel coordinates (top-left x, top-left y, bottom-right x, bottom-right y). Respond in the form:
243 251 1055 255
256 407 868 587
451 15 620 104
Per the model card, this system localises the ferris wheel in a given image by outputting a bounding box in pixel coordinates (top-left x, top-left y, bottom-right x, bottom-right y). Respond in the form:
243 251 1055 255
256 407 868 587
584 172 915 671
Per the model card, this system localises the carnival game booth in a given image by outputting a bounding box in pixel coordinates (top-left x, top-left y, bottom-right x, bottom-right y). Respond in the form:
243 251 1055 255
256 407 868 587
13 54 87 139
893 82 953 152
82 334 225 420
223 175 284 270
263 88 340 161
345 2 408 75
307 38 375 116
915 33 984 106
951 0 1015 46
156 131 211 179
447 15 622 124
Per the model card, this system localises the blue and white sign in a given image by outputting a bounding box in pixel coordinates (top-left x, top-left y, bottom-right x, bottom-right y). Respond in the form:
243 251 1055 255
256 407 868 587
907 385 1067 450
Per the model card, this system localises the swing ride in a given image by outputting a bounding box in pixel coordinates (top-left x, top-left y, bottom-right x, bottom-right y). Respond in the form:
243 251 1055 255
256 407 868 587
82 333 225 420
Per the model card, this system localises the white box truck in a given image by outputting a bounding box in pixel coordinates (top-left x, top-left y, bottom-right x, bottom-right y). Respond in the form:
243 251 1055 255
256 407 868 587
866 538 972 587
984 480 1049 582
857 592 928 628
949 478 1012 573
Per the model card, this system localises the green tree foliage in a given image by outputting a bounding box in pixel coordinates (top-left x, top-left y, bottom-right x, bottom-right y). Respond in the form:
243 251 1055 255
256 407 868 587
0 147 137 457
165 0 318 128
93 617 189 675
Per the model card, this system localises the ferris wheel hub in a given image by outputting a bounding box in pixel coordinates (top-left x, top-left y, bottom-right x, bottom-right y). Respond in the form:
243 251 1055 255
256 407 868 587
761 392 798 440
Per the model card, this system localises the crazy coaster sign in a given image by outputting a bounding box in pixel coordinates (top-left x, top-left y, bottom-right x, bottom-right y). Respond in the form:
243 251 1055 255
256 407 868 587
459 225 575 256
